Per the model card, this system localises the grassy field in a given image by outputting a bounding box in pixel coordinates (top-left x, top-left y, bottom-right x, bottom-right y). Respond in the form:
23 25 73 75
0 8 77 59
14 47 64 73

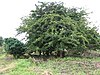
1 48 100 75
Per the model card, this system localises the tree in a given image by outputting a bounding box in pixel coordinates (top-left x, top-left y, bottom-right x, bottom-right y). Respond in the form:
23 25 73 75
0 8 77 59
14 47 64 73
4 37 26 58
17 2 100 57
0 36 3 46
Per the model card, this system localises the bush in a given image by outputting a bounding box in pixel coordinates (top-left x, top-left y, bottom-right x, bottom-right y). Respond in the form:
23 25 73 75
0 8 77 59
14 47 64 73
0 36 3 46
4 37 26 58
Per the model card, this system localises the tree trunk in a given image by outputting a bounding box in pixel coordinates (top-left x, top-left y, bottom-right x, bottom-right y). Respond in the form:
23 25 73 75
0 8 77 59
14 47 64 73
39 50 41 56
46 51 49 56
57 51 60 57
57 50 65 57
62 50 65 57
43 51 45 56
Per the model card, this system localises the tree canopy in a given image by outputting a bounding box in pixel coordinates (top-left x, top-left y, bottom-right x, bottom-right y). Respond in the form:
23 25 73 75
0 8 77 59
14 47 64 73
17 2 100 56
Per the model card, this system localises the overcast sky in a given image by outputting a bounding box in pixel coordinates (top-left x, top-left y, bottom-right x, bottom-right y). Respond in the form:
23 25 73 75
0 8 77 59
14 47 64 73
0 0 100 40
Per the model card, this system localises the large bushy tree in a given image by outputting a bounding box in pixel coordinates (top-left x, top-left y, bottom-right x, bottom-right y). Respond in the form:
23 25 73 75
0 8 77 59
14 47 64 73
17 2 100 57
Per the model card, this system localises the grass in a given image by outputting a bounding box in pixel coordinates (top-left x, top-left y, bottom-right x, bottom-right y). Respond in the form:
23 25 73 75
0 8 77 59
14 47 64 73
9 59 36 75
1 48 100 75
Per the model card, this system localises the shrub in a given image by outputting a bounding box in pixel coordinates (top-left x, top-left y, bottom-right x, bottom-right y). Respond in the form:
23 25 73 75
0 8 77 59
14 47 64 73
4 37 26 58
0 36 3 46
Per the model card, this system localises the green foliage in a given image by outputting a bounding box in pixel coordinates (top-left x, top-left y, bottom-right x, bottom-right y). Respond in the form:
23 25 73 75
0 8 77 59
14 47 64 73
17 2 100 56
4 37 26 58
9 59 36 75
86 27 100 50
0 36 3 46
